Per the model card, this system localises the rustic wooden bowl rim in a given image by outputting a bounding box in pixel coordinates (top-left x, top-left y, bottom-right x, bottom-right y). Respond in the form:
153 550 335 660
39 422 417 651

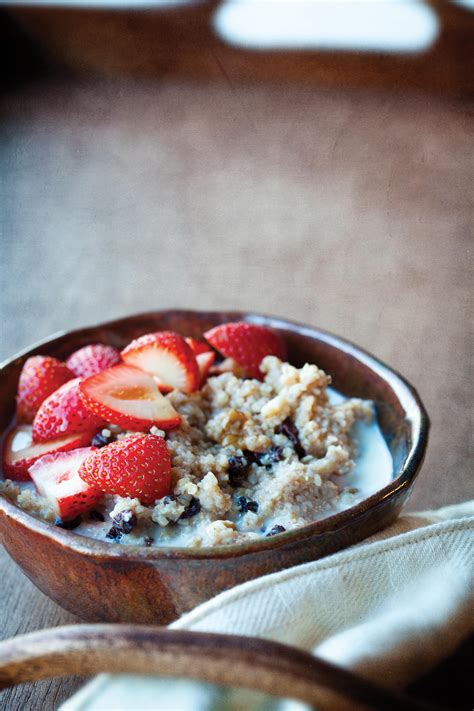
0 310 429 561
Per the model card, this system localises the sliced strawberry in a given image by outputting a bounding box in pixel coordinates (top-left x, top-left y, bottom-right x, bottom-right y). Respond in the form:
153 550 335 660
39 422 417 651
152 376 173 395
152 354 214 390
185 337 215 384
2 425 92 481
29 447 101 520
185 337 212 356
79 363 181 431
16 356 74 423
79 433 171 505
32 378 105 443
121 331 200 393
196 351 215 385
66 343 121 378
204 322 286 380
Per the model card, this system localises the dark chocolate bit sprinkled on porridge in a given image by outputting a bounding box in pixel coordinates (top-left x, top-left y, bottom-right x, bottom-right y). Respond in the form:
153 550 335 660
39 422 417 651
276 418 306 459
55 516 82 530
266 524 286 537
237 496 259 514
180 497 202 520
91 431 115 448
227 455 250 488
112 510 138 534
144 536 154 547
106 526 122 541
247 446 284 470
88 509 105 522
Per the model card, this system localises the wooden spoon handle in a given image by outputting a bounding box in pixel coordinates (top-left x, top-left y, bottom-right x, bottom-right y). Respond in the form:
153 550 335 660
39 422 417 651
0 624 440 711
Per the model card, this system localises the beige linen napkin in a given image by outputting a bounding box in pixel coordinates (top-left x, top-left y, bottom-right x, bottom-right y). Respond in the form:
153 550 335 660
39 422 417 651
62 501 474 710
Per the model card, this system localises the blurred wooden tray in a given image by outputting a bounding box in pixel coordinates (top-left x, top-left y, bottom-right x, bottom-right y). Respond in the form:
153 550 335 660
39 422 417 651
0 624 444 710
4 0 474 94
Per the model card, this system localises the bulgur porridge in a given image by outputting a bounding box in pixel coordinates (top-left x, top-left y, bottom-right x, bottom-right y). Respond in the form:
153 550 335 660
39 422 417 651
1 355 392 547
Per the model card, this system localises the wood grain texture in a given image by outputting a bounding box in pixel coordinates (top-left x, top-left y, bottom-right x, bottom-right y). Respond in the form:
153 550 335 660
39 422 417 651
0 72 472 709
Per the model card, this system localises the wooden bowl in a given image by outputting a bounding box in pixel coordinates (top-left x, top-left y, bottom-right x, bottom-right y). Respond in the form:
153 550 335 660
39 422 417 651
0 310 429 624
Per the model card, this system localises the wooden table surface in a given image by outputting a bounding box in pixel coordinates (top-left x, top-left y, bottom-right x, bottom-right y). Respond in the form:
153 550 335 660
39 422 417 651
0 73 472 709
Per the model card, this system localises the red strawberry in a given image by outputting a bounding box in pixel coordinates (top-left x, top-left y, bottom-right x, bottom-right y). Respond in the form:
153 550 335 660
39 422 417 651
152 376 173 395
79 363 181 431
185 337 212 356
196 351 215 385
16 356 74 423
29 447 101 520
79 433 171 504
66 343 121 378
185 337 215 385
2 425 92 481
121 331 200 393
153 350 214 390
204 322 286 379
32 378 105 443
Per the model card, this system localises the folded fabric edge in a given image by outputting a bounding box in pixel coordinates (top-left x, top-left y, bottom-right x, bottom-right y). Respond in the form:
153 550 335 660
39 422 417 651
171 513 474 632
59 503 474 709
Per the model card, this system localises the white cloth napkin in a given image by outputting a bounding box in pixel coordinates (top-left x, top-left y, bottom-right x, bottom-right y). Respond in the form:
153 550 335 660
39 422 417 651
62 501 474 710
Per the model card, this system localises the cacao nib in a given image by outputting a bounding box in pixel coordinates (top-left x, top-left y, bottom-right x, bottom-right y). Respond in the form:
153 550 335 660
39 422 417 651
112 510 138 534
91 431 114 448
144 536 154 547
246 446 284 470
276 418 306 458
180 497 201 519
89 509 105 522
106 526 122 540
266 524 286 537
55 516 81 530
237 496 259 514
227 454 249 488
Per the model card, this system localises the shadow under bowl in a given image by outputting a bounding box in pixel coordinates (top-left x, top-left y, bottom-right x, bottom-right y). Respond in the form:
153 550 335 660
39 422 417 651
0 310 429 624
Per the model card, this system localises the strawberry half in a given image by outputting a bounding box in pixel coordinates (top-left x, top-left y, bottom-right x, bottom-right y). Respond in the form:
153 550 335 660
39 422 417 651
2 424 91 481
79 363 181 431
66 343 121 378
16 356 74 423
121 331 200 393
79 433 171 504
204 322 286 380
29 447 101 521
32 378 105 443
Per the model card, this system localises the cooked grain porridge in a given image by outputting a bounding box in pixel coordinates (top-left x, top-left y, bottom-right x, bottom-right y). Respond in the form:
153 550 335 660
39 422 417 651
1 356 392 547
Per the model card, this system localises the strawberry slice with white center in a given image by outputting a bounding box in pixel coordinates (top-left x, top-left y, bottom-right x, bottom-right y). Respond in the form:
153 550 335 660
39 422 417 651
2 424 92 481
185 337 215 385
66 343 121 378
185 337 212 356
29 447 101 521
32 377 105 443
195 351 215 385
121 331 200 393
204 322 287 380
79 363 181 431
